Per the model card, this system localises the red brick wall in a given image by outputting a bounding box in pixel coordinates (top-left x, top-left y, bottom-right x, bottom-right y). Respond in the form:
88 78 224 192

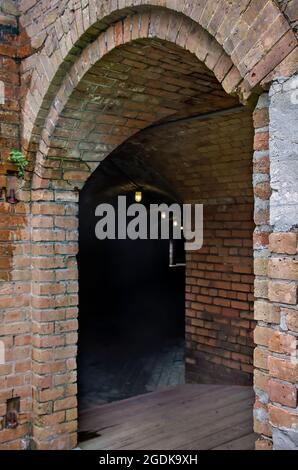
119 109 255 385
253 93 298 451
186 203 254 385
0 2 32 450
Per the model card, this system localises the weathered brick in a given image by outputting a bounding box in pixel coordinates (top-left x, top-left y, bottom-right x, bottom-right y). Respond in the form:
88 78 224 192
254 417 272 437
254 258 268 276
268 356 298 384
268 331 297 355
254 326 270 347
281 307 298 333
53 396 77 412
253 232 270 250
269 233 297 255
254 181 271 200
253 108 269 129
268 379 297 407
269 404 298 430
254 279 268 299
254 132 269 151
268 258 298 281
268 281 297 305
254 347 269 370
254 369 269 392
255 437 273 450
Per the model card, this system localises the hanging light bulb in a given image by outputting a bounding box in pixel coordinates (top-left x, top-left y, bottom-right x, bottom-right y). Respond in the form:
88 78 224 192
161 211 167 219
173 219 178 227
135 190 142 203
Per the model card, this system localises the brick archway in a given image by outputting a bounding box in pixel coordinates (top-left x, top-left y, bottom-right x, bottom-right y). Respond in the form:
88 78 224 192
21 0 297 153
29 11 249 190
25 10 259 449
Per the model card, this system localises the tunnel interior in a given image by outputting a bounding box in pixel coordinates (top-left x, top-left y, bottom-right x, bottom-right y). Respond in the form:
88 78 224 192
74 38 255 431
77 151 186 413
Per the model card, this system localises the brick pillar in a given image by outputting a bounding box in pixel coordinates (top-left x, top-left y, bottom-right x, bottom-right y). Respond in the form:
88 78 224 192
31 189 79 450
0 2 32 450
252 93 273 449
254 77 298 450
266 76 298 450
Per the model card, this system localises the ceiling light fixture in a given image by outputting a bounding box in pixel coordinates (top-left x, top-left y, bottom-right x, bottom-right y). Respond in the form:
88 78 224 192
135 191 142 203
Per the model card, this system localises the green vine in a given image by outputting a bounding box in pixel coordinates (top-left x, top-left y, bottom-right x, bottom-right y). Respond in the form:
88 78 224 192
8 149 28 178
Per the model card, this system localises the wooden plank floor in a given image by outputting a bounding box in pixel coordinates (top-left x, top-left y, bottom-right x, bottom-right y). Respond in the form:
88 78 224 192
79 384 256 450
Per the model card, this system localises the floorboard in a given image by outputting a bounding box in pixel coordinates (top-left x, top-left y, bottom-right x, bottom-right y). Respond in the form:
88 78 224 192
79 384 256 450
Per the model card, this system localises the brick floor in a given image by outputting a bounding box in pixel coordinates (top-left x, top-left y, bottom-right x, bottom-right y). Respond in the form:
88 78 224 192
78 338 185 414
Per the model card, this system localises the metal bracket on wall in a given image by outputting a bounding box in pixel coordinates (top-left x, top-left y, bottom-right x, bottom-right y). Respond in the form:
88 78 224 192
5 397 20 429
0 163 19 203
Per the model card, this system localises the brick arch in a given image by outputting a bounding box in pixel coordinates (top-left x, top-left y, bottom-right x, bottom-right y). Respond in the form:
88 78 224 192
30 11 246 190
25 7 260 449
16 0 295 452
22 0 297 155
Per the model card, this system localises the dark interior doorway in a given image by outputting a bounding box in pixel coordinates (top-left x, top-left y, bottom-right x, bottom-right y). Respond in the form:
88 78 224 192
77 154 186 417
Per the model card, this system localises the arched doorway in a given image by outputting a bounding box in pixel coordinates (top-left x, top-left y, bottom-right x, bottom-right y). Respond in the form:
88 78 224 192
0 0 296 452
26 10 261 449
0 0 288 451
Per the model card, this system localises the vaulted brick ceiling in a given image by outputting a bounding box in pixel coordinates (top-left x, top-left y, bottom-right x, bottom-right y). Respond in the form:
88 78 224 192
101 108 254 205
47 37 251 202
49 38 239 166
